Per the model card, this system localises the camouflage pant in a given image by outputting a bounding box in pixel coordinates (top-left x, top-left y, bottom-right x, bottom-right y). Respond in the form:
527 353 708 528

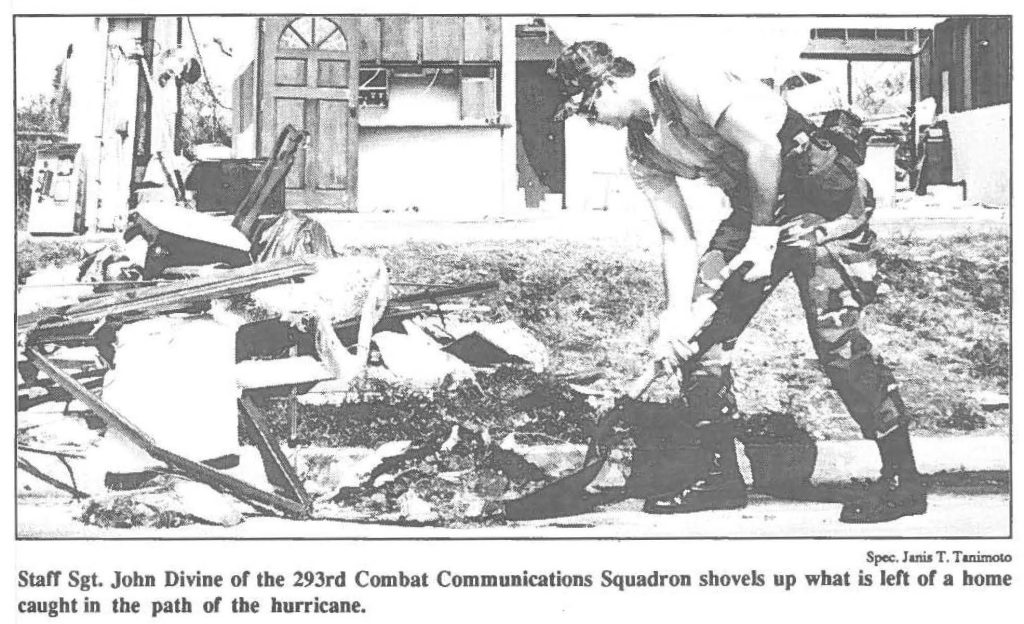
687 209 907 440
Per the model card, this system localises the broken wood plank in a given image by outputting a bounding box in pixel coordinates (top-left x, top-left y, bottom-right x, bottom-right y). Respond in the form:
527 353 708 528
27 348 309 517
233 126 307 240
18 456 88 499
390 280 499 305
33 259 316 331
238 394 311 508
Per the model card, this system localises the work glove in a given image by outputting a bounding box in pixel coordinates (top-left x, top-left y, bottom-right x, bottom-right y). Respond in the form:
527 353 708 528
779 217 827 249
727 224 781 281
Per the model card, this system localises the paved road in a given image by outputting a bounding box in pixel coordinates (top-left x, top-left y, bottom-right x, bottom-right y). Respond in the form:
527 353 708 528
313 204 1008 250
17 487 1009 539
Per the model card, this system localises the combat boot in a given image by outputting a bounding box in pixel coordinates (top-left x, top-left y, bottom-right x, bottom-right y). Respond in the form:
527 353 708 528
839 473 927 523
642 437 747 514
642 369 747 514
840 425 927 523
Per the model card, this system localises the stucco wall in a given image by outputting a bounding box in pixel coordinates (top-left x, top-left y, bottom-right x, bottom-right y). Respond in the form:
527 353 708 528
564 118 641 212
357 127 505 216
943 103 1010 207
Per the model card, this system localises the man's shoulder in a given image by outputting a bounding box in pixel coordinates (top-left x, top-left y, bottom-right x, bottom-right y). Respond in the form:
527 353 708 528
654 57 785 125
654 57 730 90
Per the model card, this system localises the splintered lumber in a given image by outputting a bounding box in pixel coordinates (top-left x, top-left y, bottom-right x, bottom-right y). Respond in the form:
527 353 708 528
390 280 500 305
233 125 308 240
27 348 309 518
238 394 311 507
32 259 316 331
17 456 88 499
331 280 500 345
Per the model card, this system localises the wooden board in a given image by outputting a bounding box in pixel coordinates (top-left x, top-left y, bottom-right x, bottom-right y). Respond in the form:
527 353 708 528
464 17 501 62
382 16 421 62
423 17 462 61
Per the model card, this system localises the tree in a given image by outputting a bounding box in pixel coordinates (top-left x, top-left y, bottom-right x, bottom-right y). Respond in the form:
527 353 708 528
16 65 69 228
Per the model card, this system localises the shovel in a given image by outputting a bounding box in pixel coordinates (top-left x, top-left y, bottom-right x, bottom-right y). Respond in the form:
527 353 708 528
505 265 765 521
503 363 665 522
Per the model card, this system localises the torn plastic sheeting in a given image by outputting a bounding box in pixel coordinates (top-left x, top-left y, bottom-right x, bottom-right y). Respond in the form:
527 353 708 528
373 331 474 388
248 256 389 326
256 210 338 262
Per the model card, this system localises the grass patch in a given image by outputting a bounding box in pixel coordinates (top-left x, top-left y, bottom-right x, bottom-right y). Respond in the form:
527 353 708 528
18 229 1009 441
338 231 1009 440
17 238 94 285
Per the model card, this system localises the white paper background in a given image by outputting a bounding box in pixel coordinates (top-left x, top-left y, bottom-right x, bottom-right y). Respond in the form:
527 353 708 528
4 0 1022 620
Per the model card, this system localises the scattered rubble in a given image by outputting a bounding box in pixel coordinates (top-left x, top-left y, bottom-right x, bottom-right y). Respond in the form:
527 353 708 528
15 123 619 531
82 477 248 529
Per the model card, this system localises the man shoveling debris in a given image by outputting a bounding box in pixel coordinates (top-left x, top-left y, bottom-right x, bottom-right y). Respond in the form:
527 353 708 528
548 41 926 523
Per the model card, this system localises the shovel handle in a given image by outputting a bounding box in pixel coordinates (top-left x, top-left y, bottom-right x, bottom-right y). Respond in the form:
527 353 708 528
626 361 663 400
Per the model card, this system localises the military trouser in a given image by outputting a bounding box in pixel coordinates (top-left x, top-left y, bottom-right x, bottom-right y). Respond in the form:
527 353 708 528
684 206 907 441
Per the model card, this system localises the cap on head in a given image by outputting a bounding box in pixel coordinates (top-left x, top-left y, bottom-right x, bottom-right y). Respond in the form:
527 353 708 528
549 41 636 121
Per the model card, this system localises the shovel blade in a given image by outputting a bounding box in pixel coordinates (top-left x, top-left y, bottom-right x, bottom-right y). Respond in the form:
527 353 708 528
504 461 625 521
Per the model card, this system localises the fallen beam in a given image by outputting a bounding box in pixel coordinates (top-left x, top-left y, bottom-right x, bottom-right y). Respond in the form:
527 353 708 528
31 259 316 332
27 348 309 518
17 457 88 499
390 280 500 305
233 126 307 240
238 393 311 508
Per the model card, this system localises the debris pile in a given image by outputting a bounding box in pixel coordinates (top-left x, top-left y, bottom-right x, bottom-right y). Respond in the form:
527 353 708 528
329 428 552 525
17 125 604 530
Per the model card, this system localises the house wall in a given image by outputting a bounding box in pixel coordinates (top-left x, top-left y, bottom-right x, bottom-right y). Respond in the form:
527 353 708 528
94 18 144 231
923 17 1010 114
943 103 1010 207
357 127 504 216
66 18 109 231
563 117 730 244
65 17 181 231
231 60 258 157
564 119 642 212
231 16 518 216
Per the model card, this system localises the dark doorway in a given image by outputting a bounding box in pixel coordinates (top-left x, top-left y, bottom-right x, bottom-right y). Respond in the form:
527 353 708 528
515 60 565 208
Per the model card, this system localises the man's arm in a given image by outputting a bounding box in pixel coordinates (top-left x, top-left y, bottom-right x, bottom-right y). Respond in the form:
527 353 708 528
715 105 784 280
716 107 782 226
649 182 698 312
627 157 700 365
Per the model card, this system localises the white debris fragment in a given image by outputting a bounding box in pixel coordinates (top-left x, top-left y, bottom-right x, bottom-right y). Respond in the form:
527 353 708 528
397 490 439 524
373 331 474 387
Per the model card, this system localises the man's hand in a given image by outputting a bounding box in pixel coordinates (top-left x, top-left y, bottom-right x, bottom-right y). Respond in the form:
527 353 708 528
653 308 698 372
727 224 780 281
652 299 719 371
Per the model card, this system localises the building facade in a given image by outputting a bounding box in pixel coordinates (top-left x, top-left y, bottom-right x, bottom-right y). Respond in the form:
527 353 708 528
232 16 519 217
917 17 1011 207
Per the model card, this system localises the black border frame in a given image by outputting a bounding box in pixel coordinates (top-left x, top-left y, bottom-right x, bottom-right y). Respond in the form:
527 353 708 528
11 12 1014 541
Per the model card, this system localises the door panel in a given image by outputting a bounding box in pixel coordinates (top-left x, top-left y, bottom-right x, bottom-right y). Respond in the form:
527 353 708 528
317 60 349 88
275 59 308 86
274 98 306 188
260 16 359 210
316 100 348 189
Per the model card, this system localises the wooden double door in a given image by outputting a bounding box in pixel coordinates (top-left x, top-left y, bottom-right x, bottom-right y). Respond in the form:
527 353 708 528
259 17 359 210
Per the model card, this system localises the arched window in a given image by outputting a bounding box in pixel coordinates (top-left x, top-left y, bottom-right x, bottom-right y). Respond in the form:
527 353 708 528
278 17 348 51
